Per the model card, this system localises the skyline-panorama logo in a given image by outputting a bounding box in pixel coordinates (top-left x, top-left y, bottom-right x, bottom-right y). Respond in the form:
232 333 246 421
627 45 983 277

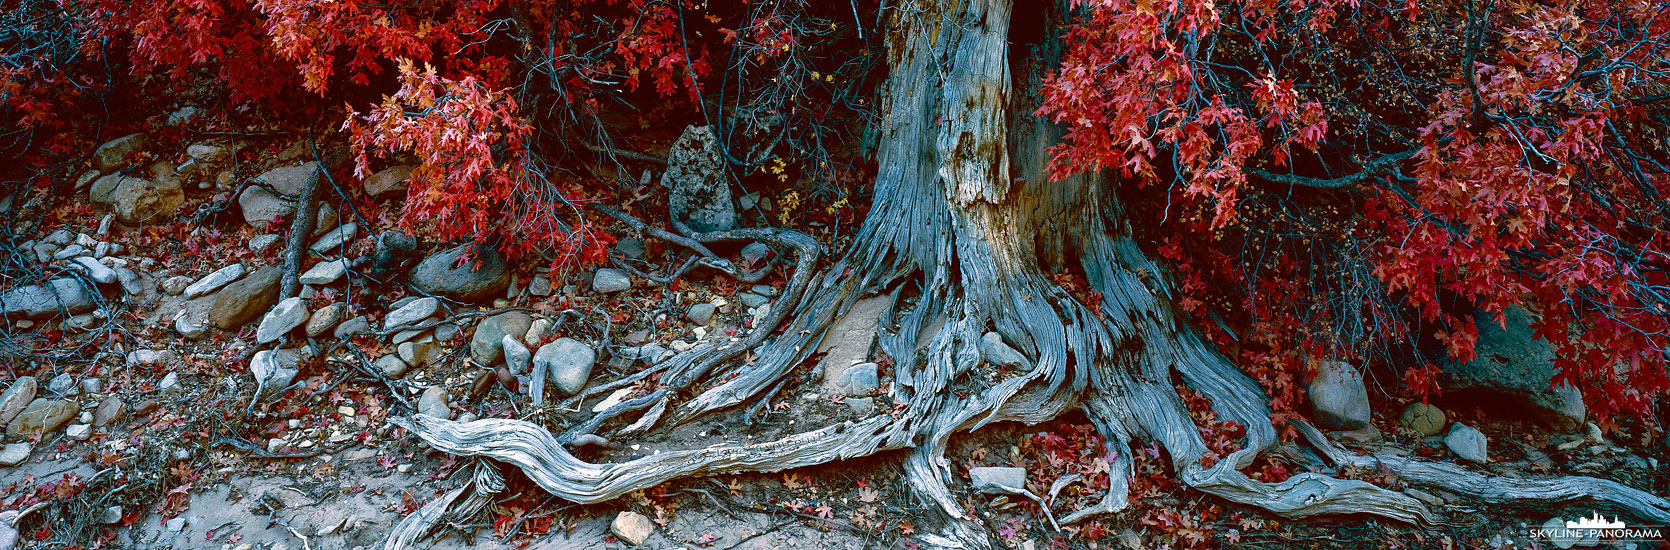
1528 513 1665 548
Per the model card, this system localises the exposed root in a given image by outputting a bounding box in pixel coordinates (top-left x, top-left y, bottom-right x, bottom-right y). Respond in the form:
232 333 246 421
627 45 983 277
382 459 505 550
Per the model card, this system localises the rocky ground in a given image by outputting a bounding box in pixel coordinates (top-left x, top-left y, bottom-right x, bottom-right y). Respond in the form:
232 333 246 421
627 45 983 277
0 121 1665 550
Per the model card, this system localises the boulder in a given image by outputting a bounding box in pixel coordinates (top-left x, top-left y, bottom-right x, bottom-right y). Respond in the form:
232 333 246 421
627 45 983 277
364 165 414 197
1439 306 1586 430
534 338 595 397
7 399 78 436
663 125 737 232
210 266 282 328
255 297 309 344
1308 361 1372 429
0 278 96 318
92 133 147 172
0 377 37 424
470 312 533 365
410 244 510 302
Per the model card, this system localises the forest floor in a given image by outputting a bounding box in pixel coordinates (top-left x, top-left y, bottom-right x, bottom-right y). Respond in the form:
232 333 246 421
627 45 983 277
0 124 1665 550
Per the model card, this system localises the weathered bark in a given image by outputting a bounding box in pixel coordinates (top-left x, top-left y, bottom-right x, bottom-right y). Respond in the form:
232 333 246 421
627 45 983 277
385 1 1670 548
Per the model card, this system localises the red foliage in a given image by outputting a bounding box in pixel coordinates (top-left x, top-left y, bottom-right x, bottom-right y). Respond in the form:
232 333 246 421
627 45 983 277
1043 0 1670 424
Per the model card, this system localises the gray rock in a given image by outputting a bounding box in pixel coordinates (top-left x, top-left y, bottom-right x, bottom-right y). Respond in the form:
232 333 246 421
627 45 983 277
185 263 245 299
523 318 552 347
310 222 357 254
52 243 86 260
752 284 778 297
1400 402 1447 435
433 322 461 342
397 340 438 368
0 442 30 466
417 387 450 418
99 505 123 524
166 517 186 533
255 297 309 344
591 268 632 294
168 106 203 126
71 256 117 284
614 238 645 259
815 296 890 395
968 466 1028 493
250 349 304 389
470 312 533 365
1439 306 1587 430
685 303 716 325
846 397 877 416
736 292 770 309
160 275 193 295
65 424 91 440
62 312 103 333
663 126 736 232
175 315 209 339
113 267 143 295
0 278 96 318
502 336 531 374
638 343 673 365
385 297 438 330
980 332 1026 366
364 165 413 197
410 244 510 302
334 315 371 339
92 133 146 172
377 355 408 378
237 186 295 229
610 511 655 546
125 349 177 367
535 338 595 397
1444 422 1489 462
80 378 101 394
158 372 182 394
248 234 283 254
298 259 347 285
210 266 282 328
47 373 76 396
305 303 346 337
0 377 37 424
834 362 880 395
528 275 552 296
1308 361 1371 429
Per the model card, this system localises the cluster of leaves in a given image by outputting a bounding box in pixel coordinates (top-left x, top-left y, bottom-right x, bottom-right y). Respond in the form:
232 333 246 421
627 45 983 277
1042 0 1670 424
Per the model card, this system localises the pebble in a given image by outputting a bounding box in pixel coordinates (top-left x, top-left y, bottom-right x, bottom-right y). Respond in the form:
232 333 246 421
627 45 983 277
752 284 778 297
298 259 347 285
248 234 283 254
65 424 92 440
72 256 117 283
502 335 531 374
128 349 180 369
1444 422 1489 463
255 296 309 344
47 373 77 396
523 318 552 347
159 372 182 394
101 506 123 524
534 338 596 397
334 316 372 339
377 355 408 378
310 222 357 254
93 397 125 426
736 292 770 308
968 466 1028 493
1400 402 1447 436
166 517 186 532
0 377 36 424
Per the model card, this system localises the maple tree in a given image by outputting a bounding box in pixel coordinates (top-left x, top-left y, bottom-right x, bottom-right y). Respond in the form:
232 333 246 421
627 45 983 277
3 0 1668 546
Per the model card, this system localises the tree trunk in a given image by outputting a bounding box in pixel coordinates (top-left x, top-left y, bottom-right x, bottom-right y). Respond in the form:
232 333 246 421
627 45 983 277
386 1 1670 548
